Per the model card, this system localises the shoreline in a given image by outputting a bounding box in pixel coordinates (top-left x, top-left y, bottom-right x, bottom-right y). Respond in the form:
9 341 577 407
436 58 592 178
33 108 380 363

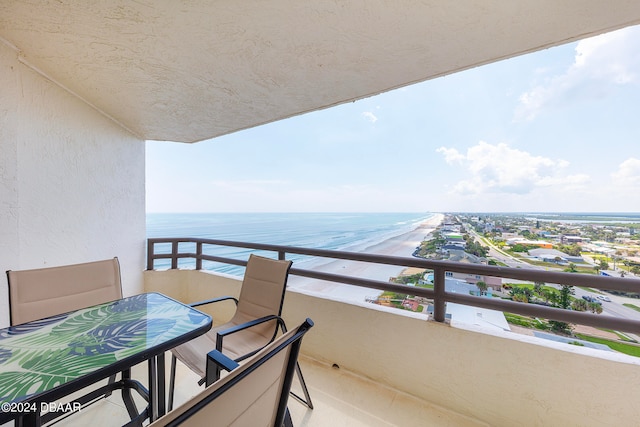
288 213 444 301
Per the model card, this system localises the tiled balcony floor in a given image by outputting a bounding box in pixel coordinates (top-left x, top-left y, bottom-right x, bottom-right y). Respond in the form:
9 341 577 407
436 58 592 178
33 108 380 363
12 353 486 427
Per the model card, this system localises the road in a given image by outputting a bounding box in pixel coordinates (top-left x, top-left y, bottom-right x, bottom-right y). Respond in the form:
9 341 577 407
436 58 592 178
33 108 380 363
466 225 540 269
464 224 640 338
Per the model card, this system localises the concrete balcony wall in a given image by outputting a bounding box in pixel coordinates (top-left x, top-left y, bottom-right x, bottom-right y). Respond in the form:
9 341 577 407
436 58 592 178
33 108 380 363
0 40 146 327
145 269 640 426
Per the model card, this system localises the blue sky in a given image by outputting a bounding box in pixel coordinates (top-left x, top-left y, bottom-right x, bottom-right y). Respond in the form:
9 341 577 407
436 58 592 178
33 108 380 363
146 25 640 213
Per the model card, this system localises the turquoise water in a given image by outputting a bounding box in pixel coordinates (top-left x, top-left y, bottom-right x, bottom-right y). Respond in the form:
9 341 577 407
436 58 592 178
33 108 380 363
147 212 433 275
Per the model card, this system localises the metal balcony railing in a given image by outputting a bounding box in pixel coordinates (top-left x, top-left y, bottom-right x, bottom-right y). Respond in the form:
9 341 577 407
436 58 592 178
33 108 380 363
147 237 640 334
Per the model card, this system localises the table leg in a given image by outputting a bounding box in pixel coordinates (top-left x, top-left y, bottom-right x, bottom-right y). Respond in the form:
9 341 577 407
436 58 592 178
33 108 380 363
148 357 158 422
121 369 139 420
16 409 41 427
157 352 166 417
147 352 167 422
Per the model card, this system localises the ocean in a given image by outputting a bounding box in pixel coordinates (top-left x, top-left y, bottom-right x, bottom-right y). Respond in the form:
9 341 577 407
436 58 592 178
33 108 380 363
147 212 434 275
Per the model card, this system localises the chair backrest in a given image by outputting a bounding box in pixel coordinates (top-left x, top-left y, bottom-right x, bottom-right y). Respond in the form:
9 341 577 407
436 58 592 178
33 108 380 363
6 257 123 325
231 254 292 333
150 318 314 427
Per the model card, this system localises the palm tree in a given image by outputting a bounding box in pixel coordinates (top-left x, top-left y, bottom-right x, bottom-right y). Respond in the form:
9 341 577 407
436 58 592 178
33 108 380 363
572 299 588 312
588 302 603 314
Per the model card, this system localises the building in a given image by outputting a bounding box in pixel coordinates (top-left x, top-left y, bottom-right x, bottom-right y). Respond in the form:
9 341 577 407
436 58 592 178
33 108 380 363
426 269 502 292
529 248 585 264
3 3 640 426
563 235 585 244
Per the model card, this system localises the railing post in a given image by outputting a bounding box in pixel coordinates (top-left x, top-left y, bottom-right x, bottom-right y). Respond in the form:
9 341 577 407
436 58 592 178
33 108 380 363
171 241 179 270
147 240 154 270
278 251 286 261
433 267 446 322
196 242 203 270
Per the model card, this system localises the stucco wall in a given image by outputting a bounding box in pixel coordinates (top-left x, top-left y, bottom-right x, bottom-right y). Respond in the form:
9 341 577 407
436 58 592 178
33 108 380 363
145 269 640 427
0 41 146 327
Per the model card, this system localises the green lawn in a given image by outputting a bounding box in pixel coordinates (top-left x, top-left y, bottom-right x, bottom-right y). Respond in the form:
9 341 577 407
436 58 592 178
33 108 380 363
574 334 640 357
504 313 550 330
504 283 555 292
623 303 640 313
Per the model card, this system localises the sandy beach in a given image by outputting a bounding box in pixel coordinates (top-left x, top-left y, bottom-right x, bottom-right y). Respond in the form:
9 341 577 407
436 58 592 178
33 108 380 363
288 213 444 302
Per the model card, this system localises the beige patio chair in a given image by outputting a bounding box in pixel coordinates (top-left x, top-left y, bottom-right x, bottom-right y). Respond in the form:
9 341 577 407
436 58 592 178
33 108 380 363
169 254 313 411
6 258 146 423
150 318 314 427
7 257 122 325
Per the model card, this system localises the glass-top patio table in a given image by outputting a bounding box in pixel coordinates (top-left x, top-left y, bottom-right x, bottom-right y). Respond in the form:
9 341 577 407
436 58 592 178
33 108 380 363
0 292 212 426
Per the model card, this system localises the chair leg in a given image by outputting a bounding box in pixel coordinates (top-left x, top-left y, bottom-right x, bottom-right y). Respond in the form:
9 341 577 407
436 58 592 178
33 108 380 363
279 321 313 409
168 354 177 411
283 407 294 427
289 361 313 409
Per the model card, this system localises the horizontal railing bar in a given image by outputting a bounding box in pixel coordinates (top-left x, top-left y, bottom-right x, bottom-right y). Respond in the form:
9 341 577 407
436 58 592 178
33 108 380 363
147 237 640 293
289 267 437 299
293 266 640 332
447 293 640 332
146 237 640 334
200 254 247 267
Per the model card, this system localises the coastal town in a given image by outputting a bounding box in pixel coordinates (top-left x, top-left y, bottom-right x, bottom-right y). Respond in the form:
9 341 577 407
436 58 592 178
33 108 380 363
376 213 640 356
430 213 640 277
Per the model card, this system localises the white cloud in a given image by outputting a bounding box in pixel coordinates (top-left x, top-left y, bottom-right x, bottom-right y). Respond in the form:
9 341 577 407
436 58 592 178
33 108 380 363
516 26 640 121
611 157 640 186
437 141 589 196
361 111 378 123
436 146 465 164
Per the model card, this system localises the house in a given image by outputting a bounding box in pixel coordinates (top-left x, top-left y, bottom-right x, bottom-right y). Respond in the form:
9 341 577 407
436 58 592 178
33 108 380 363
563 235 584 243
425 259 502 292
3 3 640 426
529 248 584 264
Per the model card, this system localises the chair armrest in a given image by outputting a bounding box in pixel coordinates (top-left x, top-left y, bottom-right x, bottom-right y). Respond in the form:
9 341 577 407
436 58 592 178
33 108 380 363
205 349 240 386
215 315 285 360
207 349 239 372
190 295 238 308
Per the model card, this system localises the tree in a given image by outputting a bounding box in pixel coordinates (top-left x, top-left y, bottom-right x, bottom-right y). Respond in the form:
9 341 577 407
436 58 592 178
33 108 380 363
476 281 488 295
564 263 578 273
558 285 574 310
510 286 532 303
549 285 575 335
533 281 544 296
599 259 609 271
572 298 588 311
549 320 572 335
541 289 557 304
588 302 603 314
511 244 530 253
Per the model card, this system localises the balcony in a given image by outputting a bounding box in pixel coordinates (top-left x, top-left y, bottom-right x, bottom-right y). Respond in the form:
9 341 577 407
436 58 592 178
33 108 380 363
138 238 640 426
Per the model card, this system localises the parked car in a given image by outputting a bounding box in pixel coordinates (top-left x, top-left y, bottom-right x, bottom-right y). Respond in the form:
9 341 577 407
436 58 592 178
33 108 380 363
596 295 611 302
582 295 601 304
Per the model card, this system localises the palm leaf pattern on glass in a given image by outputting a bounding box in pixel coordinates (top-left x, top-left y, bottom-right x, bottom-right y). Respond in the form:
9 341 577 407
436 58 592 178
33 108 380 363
0 293 210 404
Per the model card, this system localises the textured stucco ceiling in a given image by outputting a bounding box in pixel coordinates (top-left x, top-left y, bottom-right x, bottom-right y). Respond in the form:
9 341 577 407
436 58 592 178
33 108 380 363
2 1 640 143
